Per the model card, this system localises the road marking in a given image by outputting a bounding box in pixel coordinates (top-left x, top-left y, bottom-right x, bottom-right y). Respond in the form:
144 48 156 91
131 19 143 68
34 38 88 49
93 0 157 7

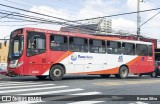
70 91 102 95
0 81 44 86
21 88 84 95
0 86 68 94
94 80 160 86
0 81 37 83
129 101 149 104
3 101 45 104
0 83 40 86
68 101 105 104
0 84 55 89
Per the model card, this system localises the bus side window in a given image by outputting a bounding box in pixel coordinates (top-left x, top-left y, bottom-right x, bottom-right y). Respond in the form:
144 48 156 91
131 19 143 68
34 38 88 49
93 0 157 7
69 37 88 52
122 42 135 55
50 35 68 51
107 41 121 54
89 39 105 53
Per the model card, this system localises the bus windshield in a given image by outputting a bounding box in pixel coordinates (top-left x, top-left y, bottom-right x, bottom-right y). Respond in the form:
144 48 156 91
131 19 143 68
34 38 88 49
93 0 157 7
8 35 24 60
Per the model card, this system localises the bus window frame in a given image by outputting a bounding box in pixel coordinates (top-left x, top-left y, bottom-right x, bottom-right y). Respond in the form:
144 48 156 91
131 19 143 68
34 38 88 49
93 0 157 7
50 34 68 51
107 41 121 54
122 42 135 55
89 39 106 54
69 36 88 53
26 31 46 57
148 45 153 56
136 44 148 56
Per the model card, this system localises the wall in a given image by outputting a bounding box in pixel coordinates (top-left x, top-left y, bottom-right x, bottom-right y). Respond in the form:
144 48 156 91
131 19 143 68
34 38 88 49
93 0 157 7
0 40 9 63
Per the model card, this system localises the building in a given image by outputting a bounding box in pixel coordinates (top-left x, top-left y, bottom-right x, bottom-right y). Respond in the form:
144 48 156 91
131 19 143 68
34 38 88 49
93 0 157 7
87 18 112 34
0 40 9 63
60 18 112 34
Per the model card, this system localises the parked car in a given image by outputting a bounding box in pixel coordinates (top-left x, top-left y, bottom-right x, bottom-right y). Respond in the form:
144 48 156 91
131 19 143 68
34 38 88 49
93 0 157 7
0 68 7 75
151 61 160 78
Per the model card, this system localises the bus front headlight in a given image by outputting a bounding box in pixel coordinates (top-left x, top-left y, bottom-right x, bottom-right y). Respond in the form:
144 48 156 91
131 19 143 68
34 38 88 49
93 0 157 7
16 61 23 68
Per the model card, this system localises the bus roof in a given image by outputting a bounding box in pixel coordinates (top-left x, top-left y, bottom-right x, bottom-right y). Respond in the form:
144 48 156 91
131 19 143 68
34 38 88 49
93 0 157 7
22 27 120 41
19 27 152 45
117 39 153 45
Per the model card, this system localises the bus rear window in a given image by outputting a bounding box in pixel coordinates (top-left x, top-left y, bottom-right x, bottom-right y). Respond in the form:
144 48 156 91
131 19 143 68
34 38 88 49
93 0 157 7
136 44 148 56
148 45 153 56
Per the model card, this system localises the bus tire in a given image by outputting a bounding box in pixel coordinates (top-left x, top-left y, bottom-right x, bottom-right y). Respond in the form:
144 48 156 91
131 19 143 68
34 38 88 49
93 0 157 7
100 74 111 78
151 72 157 78
36 76 47 80
49 65 64 81
118 66 129 79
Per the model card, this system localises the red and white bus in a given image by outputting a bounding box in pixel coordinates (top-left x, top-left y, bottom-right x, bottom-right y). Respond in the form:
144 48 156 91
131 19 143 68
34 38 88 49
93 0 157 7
7 27 155 80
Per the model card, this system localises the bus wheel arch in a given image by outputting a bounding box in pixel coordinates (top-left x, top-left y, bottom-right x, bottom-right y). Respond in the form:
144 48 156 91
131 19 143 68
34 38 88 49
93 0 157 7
49 63 65 81
115 65 129 79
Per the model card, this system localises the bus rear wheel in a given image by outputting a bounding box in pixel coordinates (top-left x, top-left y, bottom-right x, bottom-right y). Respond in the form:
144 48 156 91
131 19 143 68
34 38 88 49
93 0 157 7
49 65 64 81
116 66 129 79
36 76 47 80
151 71 157 78
100 74 111 78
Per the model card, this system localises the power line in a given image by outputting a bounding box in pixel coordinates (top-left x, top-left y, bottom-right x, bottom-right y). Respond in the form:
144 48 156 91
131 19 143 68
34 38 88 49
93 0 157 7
72 7 160 22
0 14 11 19
140 12 160 27
1 3 160 36
59 0 117 17
0 11 104 34
0 9 70 25
0 5 109 34
0 3 71 22
5 0 77 20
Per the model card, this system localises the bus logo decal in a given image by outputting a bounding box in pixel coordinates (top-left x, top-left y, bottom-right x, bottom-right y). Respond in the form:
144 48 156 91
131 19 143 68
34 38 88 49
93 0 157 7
71 54 77 61
118 55 123 62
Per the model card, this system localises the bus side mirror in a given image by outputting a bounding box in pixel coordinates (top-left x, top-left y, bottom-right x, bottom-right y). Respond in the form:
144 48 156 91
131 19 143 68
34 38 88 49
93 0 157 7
4 41 7 47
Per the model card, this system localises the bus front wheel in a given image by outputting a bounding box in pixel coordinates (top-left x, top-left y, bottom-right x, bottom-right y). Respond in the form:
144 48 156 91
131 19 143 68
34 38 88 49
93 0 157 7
100 74 111 78
116 66 129 79
49 65 64 81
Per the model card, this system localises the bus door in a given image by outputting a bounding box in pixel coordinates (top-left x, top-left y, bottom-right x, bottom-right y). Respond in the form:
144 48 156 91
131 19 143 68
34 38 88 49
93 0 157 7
140 45 154 73
135 44 149 74
26 32 46 75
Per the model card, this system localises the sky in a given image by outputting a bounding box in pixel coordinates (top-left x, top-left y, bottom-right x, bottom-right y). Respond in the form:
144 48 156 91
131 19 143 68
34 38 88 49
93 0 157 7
0 0 160 41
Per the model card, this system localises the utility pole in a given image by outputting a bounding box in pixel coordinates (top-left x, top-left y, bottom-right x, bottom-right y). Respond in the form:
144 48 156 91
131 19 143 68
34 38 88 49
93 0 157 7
137 0 140 40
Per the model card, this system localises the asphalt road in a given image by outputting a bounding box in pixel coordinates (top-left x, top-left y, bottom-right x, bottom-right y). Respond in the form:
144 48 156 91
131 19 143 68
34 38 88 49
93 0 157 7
0 75 160 104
